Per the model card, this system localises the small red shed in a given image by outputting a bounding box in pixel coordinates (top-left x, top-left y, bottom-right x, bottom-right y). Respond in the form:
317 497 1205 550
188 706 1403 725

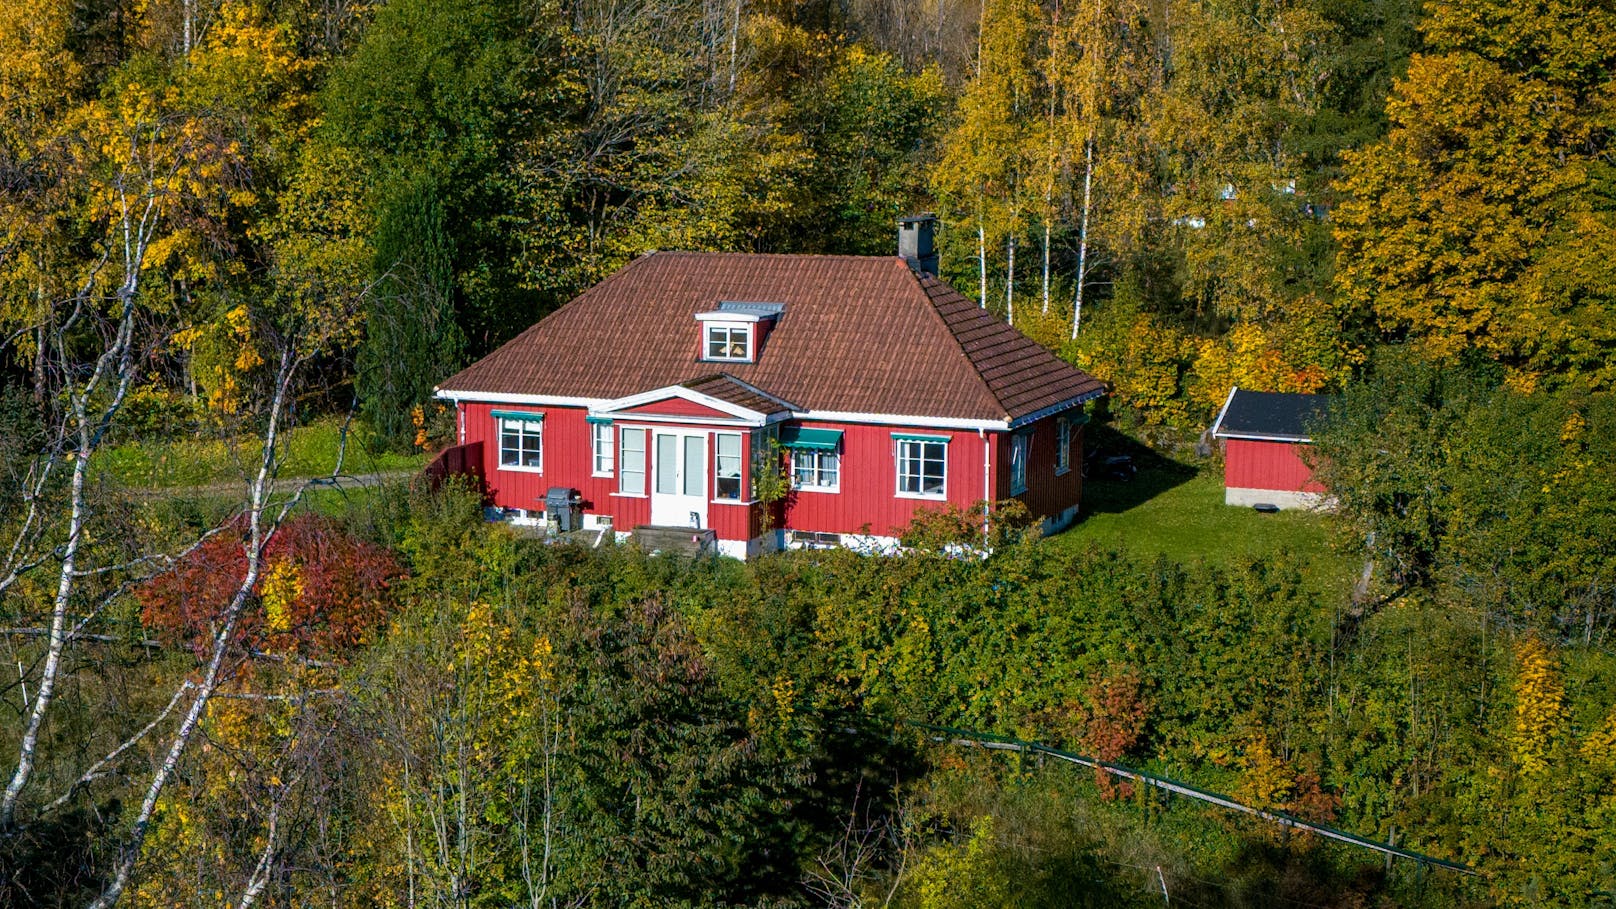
1211 388 1331 510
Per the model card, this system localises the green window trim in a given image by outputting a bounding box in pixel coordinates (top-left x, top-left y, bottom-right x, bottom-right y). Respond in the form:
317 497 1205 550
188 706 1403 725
779 426 843 451
491 409 545 422
585 415 613 425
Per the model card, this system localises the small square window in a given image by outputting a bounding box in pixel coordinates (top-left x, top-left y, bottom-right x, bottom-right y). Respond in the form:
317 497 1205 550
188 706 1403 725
498 417 543 470
791 449 840 491
896 439 946 498
704 323 752 361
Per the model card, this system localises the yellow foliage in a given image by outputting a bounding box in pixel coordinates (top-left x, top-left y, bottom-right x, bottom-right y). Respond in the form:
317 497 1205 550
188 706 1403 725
1511 636 1566 776
907 815 1013 908
1582 705 1616 769
260 557 304 634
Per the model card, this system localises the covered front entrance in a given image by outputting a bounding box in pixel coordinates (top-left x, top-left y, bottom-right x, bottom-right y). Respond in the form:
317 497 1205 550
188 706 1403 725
651 429 708 528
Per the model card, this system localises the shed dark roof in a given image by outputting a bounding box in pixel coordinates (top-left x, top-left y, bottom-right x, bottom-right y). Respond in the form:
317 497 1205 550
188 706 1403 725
436 252 1104 424
1212 388 1333 442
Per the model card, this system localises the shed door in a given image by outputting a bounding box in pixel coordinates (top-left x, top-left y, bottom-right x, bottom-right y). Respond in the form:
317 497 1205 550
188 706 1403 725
650 431 708 527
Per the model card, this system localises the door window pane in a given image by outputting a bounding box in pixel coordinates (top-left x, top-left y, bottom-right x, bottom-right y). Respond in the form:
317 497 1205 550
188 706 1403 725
683 435 705 497
656 433 678 495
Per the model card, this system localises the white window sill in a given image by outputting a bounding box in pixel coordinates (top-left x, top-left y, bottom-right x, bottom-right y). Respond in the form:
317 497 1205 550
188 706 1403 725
592 471 615 478
498 464 545 474
1055 466 1071 477
793 486 840 494
610 491 647 499
895 491 948 501
1011 485 1028 496
711 498 756 506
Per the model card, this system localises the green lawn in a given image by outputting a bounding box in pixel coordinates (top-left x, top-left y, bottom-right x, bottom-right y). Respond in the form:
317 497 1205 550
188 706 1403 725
1048 459 1351 594
98 418 427 489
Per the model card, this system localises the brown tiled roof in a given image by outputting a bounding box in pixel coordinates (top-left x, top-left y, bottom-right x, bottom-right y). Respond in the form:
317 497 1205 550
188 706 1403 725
680 374 794 416
437 253 1104 423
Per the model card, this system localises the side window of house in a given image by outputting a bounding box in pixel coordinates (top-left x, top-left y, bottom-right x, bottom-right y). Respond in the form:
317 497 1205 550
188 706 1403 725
714 432 743 500
1010 432 1031 495
619 427 646 495
592 422 614 475
1056 418 1071 474
895 437 947 498
498 416 543 470
791 448 840 491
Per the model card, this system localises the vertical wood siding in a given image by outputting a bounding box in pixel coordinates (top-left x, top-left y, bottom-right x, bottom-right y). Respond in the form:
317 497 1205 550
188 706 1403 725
1224 439 1325 492
461 402 1085 543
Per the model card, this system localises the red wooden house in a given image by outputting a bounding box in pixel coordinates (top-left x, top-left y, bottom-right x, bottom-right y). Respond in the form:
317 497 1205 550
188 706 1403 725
432 217 1105 557
1211 387 1332 510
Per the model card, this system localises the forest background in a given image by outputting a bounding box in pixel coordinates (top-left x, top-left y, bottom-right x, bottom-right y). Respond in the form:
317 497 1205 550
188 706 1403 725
2 0 1616 905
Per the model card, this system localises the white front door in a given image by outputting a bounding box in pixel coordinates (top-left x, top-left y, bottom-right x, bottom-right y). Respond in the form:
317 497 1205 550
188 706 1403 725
650 430 708 528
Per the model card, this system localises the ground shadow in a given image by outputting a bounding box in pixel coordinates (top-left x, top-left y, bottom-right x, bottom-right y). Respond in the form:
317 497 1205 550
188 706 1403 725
1075 422 1199 518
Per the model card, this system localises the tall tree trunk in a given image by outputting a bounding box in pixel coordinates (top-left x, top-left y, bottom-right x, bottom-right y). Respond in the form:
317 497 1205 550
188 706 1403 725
1042 219 1051 314
728 0 742 94
1071 138 1094 340
1006 234 1016 325
977 213 987 308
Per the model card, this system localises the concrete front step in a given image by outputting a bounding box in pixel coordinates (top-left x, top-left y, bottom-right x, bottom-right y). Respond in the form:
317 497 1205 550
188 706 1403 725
632 524 718 556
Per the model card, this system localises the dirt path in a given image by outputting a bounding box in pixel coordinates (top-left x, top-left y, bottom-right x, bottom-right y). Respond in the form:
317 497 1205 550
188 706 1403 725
127 469 418 501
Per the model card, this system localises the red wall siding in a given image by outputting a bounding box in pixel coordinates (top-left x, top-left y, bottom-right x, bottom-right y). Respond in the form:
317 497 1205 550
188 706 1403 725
462 402 758 535
997 415 1083 521
1224 439 1324 492
781 422 991 538
460 402 1087 543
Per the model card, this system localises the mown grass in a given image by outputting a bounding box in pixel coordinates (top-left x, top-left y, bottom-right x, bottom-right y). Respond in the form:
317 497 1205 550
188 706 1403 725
1048 455 1352 597
97 418 427 489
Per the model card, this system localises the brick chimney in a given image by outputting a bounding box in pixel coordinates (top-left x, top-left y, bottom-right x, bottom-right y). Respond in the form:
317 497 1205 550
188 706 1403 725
898 213 939 277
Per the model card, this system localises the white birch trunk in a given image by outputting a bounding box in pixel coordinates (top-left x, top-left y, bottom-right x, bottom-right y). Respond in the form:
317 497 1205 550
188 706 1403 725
1005 234 1016 325
1071 138 1094 340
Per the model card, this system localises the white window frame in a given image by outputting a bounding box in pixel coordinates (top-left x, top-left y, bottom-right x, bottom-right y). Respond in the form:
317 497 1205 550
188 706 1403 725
702 322 752 362
497 416 544 472
1055 417 1072 475
895 437 947 500
791 448 841 492
591 422 614 476
618 426 647 496
1010 431 1031 495
714 432 744 501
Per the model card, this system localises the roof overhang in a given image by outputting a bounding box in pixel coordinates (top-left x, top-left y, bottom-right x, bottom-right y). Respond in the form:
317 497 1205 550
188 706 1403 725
592 384 781 427
1005 388 1106 430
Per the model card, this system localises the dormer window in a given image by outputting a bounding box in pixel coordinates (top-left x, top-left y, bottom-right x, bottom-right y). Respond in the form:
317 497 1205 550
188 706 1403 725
695 302 783 364
704 322 752 361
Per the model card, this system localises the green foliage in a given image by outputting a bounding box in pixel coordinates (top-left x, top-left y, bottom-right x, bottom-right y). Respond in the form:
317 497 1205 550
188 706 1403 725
357 176 465 450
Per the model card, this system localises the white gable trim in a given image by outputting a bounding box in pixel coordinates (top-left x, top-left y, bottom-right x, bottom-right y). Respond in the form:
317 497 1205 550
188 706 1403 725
595 385 769 426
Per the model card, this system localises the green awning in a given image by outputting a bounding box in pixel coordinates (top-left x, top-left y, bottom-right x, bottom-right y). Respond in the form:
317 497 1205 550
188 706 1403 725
585 415 613 425
779 426 843 450
491 409 544 421
891 432 950 443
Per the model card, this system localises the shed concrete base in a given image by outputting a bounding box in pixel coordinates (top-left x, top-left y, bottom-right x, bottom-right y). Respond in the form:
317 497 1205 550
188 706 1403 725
1224 487 1329 511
